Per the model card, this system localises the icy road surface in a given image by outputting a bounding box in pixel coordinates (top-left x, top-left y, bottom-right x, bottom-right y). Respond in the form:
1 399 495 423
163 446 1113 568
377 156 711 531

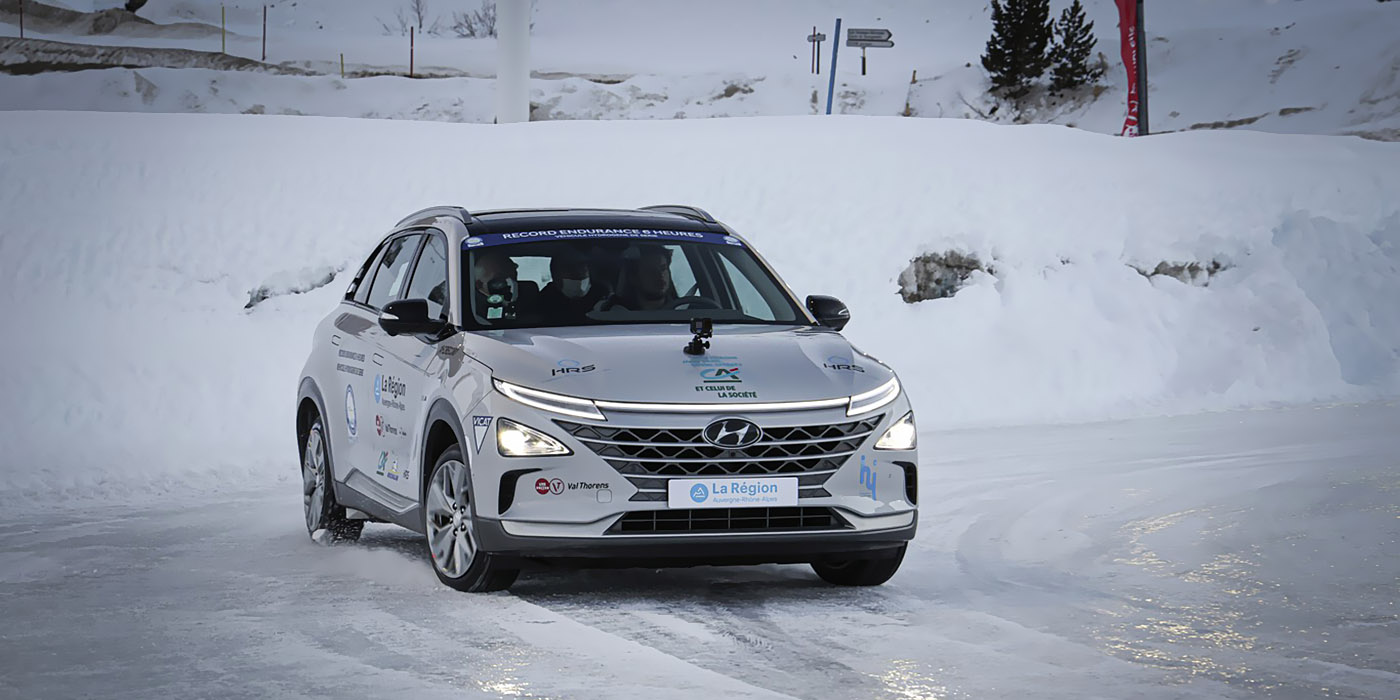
1 403 1396 700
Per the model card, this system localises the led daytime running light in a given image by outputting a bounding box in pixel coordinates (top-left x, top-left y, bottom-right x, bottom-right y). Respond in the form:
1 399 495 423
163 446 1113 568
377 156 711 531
848 378 900 416
494 379 606 421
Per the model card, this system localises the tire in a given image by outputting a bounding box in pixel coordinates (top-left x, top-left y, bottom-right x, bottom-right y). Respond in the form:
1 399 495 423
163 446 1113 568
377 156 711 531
423 445 519 592
302 417 364 543
811 544 907 586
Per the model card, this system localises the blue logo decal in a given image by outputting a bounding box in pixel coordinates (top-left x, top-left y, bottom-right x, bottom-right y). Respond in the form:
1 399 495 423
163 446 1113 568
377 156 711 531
689 483 710 503
465 236 484 248
373 374 382 404
345 385 357 438
860 455 877 501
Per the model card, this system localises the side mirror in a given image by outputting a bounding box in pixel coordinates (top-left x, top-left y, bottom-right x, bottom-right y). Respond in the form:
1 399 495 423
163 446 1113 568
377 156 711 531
379 299 445 337
806 295 850 332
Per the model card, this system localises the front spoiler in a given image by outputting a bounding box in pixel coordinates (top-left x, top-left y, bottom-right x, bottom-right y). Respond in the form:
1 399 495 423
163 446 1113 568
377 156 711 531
474 517 916 569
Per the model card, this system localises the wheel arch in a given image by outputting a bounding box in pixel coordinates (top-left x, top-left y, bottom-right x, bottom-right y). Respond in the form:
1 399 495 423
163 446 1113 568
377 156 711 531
296 377 328 459
422 399 467 502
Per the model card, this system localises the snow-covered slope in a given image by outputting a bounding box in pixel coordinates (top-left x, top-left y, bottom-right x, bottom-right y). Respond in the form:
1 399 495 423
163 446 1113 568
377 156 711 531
1 111 1397 502
1 0 1396 138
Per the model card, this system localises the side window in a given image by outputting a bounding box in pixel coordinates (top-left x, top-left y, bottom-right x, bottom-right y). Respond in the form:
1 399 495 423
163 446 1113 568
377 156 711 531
718 251 781 320
365 234 424 310
405 233 449 320
350 245 385 304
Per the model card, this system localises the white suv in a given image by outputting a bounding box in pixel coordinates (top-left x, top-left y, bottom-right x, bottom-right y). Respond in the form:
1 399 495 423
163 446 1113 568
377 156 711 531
296 205 918 592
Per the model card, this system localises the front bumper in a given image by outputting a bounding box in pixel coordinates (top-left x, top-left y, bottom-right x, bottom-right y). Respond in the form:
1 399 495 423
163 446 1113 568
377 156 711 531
476 512 916 566
466 388 919 564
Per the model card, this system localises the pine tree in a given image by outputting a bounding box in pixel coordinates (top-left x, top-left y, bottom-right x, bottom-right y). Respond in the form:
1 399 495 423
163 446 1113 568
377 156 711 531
1050 0 1104 91
980 0 1054 98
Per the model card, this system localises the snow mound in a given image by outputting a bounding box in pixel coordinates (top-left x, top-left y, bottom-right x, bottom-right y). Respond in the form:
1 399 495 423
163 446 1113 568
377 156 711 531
0 111 1397 505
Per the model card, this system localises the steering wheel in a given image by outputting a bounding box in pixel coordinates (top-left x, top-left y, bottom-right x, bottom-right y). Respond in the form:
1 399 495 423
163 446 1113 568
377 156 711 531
668 295 722 310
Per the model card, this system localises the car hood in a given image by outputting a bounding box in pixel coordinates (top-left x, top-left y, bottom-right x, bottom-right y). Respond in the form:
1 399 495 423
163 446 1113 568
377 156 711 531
459 324 895 405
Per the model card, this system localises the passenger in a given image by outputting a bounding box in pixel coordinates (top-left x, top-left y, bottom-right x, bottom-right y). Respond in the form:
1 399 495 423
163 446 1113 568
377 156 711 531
472 251 522 320
603 245 676 311
538 248 607 323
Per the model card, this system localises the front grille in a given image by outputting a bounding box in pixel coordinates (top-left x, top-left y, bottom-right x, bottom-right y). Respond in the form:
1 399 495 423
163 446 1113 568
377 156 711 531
556 415 883 501
608 507 848 534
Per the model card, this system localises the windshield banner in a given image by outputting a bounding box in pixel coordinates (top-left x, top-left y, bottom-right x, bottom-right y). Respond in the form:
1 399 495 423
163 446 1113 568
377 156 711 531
463 229 744 249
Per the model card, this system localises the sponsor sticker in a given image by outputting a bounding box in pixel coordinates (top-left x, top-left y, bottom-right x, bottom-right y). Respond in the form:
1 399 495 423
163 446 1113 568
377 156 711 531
375 415 404 439
374 374 407 411
472 415 492 453
344 385 357 439
534 478 608 496
823 355 865 372
551 359 596 377
667 477 797 509
685 355 758 399
860 454 877 500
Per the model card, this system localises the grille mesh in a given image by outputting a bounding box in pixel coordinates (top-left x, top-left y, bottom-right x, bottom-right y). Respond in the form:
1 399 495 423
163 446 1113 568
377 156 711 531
556 415 882 501
608 507 848 535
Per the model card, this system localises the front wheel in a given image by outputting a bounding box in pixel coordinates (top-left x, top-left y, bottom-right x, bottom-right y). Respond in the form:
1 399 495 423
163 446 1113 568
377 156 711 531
811 544 907 586
302 417 363 543
424 445 518 592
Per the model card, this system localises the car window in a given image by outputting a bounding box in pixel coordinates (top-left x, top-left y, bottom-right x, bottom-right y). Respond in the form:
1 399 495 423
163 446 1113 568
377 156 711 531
350 245 385 304
718 251 780 319
405 233 449 320
460 229 805 329
365 234 424 310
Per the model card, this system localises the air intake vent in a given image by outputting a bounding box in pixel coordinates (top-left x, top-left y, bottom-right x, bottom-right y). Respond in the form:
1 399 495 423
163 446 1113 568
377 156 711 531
608 507 848 535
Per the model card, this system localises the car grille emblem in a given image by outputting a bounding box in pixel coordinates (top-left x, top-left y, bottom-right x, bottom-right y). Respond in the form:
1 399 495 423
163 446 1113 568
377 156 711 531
703 418 762 448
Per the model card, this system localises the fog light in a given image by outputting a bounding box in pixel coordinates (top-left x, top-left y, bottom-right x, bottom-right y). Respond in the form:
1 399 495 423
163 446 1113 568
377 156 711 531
875 412 917 451
497 418 571 457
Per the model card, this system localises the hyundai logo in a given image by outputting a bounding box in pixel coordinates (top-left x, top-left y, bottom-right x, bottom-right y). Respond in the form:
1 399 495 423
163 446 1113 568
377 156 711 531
703 418 762 448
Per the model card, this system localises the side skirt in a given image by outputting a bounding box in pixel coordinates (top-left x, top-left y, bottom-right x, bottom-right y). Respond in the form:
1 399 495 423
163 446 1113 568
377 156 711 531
335 469 425 534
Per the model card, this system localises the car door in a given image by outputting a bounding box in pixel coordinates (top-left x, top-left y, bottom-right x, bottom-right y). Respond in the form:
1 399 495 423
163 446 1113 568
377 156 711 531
364 229 448 501
343 232 425 496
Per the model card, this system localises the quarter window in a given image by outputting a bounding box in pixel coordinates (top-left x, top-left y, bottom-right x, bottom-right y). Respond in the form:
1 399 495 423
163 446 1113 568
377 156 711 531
405 234 450 320
365 234 424 310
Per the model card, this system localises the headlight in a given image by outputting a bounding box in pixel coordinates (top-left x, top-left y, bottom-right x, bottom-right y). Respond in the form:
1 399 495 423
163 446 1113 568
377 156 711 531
497 418 572 457
494 379 606 421
874 412 917 450
848 377 899 416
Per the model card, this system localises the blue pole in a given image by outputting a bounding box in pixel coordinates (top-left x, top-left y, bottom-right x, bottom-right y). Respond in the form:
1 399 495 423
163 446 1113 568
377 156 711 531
825 18 841 115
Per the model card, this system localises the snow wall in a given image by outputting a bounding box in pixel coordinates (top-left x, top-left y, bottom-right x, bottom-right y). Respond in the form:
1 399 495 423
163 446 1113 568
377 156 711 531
1 111 1397 502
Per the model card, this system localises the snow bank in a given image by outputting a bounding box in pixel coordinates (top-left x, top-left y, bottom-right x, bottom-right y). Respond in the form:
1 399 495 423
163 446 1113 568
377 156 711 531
0 111 1397 503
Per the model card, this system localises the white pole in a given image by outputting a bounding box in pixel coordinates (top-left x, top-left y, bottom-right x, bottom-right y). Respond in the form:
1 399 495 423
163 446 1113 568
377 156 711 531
495 0 531 124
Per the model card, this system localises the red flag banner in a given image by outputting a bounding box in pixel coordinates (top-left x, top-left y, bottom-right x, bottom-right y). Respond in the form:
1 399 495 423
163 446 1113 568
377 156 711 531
1116 0 1139 137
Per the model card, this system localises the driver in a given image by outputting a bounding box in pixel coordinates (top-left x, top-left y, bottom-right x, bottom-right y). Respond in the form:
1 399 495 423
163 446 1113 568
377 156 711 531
605 244 676 311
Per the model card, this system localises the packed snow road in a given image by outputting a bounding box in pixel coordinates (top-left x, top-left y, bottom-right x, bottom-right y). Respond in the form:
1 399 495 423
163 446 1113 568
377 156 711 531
1 403 1395 700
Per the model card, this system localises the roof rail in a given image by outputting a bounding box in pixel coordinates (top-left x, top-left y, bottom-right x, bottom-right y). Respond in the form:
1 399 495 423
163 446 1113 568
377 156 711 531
395 206 472 228
639 204 717 224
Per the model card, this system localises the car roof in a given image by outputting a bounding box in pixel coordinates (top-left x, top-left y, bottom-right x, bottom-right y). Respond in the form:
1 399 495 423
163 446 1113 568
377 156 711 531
394 206 727 235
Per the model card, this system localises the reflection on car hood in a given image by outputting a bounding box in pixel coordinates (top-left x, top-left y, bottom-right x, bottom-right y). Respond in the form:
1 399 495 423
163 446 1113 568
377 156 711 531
460 324 895 405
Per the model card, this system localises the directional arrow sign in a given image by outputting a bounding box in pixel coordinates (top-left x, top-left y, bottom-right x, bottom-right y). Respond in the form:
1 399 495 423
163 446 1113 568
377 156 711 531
807 32 827 42
849 39 894 48
847 28 892 43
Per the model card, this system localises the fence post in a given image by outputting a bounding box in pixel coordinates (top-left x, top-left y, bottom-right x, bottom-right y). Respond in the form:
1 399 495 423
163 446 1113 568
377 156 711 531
340 53 345 78
409 27 415 78
221 5 226 54
262 5 267 62
19 0 24 39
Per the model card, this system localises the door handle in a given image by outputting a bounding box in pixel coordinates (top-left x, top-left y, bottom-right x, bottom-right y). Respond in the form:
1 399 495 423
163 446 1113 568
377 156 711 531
330 334 342 346
373 353 385 366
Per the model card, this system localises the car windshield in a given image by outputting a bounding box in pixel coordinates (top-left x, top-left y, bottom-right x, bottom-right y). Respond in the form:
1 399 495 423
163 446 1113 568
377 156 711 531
461 228 807 329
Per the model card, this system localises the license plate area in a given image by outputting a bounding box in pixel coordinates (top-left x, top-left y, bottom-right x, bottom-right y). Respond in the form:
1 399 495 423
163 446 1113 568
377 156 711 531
666 477 798 509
